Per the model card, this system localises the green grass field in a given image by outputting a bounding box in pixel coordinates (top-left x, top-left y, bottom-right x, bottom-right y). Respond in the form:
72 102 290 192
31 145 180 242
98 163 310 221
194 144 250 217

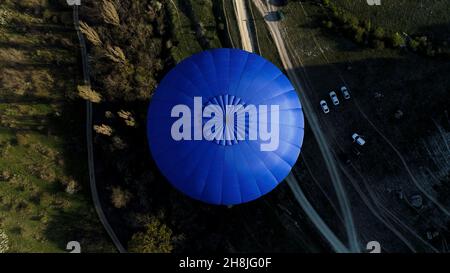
168 0 223 63
0 0 113 252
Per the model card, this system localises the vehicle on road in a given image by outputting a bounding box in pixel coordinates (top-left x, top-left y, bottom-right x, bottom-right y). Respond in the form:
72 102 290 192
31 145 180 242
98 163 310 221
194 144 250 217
320 100 330 114
267 10 285 21
352 133 366 146
341 86 351 100
329 91 339 106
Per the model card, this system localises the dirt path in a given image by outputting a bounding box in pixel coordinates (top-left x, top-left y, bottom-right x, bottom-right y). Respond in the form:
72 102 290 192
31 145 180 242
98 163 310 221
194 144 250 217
231 0 360 252
250 0 360 252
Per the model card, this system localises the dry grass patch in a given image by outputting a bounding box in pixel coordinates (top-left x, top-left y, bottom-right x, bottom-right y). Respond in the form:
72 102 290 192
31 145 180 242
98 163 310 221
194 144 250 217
0 48 27 63
0 69 29 96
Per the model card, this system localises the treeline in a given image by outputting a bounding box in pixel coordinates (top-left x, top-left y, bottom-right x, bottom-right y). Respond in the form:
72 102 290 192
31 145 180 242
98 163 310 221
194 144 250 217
78 0 177 252
79 0 169 102
320 0 450 58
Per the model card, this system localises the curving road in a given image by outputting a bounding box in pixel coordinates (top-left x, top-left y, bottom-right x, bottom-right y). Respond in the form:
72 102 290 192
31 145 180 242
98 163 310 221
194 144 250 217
72 5 126 253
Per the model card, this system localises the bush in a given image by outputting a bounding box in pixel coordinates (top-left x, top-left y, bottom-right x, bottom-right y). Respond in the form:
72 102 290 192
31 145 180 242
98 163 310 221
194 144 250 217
0 170 11 181
128 217 174 253
15 132 30 146
93 124 113 136
78 85 102 103
79 21 102 46
348 16 359 28
391 33 405 48
373 27 385 40
409 39 420 51
354 27 366 43
320 0 449 59
100 0 120 26
38 168 56 183
110 186 131 209
65 179 80 195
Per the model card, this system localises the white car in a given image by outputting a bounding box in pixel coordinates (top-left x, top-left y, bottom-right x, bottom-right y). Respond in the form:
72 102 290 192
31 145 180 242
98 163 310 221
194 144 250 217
320 100 330 114
341 86 351 100
329 91 339 106
352 133 366 146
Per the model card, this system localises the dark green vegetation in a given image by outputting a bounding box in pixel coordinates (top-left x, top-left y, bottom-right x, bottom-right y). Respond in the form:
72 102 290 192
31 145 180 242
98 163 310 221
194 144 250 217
319 0 450 58
127 216 174 253
333 0 450 38
0 0 113 252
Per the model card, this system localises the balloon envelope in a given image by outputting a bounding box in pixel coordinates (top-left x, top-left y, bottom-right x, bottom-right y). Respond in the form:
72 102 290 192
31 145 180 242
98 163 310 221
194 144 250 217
147 48 304 205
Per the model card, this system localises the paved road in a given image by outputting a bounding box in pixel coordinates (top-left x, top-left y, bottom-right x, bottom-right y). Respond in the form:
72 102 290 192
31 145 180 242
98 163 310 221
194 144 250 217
249 0 361 252
233 0 256 52
73 5 126 253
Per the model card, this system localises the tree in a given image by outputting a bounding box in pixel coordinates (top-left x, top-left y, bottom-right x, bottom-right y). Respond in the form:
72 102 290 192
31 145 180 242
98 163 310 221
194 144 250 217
409 39 420 51
105 45 127 64
100 0 120 26
354 27 365 43
79 21 102 46
152 1 163 12
373 27 385 40
93 124 113 136
117 110 136 127
110 186 131 208
65 178 80 195
349 16 359 29
77 85 102 103
391 32 406 48
128 217 174 253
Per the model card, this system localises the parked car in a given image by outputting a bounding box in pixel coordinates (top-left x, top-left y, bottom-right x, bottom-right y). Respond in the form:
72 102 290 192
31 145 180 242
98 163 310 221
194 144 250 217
329 91 339 106
352 133 366 146
320 100 330 114
340 86 351 100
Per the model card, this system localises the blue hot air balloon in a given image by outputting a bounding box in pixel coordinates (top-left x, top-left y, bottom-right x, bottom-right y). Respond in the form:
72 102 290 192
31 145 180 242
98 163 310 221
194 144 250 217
147 48 304 205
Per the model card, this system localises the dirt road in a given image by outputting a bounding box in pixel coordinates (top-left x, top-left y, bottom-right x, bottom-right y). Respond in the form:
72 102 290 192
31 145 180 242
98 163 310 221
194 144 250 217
250 0 360 252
